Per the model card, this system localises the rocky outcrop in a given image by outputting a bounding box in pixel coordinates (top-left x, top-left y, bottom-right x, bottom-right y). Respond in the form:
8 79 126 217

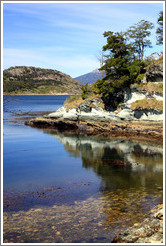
25 118 163 144
146 63 163 82
46 86 163 122
112 204 163 243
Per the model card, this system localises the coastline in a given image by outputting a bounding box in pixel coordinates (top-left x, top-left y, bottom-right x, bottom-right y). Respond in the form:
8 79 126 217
112 204 163 243
25 118 163 145
3 93 73 96
24 116 163 243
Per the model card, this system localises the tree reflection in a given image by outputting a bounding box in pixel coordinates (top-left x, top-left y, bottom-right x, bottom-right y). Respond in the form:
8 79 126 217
42 130 163 231
43 130 163 192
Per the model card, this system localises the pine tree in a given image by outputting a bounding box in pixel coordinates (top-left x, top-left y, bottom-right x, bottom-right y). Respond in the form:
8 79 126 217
156 11 163 45
127 20 154 60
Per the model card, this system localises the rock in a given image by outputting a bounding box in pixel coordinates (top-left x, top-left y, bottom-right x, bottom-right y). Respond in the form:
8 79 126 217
124 89 146 106
146 63 163 82
46 106 66 119
153 92 163 101
112 204 163 243
133 110 144 119
43 83 163 123
117 108 134 121
78 100 92 113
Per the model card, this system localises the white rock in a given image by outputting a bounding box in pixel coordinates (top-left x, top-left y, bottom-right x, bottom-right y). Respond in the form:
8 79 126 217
117 108 134 120
153 94 163 101
125 92 146 105
140 112 163 121
46 106 66 118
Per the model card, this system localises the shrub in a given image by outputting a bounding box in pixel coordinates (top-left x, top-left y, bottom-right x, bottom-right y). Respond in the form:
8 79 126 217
136 73 146 83
81 84 92 100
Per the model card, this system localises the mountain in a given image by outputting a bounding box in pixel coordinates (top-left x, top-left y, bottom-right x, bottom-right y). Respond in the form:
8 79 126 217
75 69 105 85
3 66 82 95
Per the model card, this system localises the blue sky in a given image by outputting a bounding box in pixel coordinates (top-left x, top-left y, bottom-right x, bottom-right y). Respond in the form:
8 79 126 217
3 1 163 77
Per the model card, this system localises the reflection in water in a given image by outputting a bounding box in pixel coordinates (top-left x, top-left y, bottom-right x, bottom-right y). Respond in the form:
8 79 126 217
4 130 163 243
46 130 163 192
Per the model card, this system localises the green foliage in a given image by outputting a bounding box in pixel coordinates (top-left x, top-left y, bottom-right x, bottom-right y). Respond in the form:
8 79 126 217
111 75 130 89
98 32 147 96
81 84 92 100
102 31 131 59
90 20 155 109
156 11 163 45
92 79 110 95
100 32 132 93
128 60 146 81
127 20 154 60
136 73 146 83
3 66 82 94
3 77 34 92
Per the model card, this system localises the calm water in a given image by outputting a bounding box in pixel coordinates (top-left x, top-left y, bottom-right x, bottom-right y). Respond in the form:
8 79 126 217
3 95 163 243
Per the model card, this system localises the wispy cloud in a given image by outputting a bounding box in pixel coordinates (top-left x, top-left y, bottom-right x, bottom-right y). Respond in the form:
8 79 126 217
3 2 163 76
3 48 99 77
4 3 160 33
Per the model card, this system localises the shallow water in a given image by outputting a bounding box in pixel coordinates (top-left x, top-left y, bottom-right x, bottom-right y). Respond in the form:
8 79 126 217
3 95 163 243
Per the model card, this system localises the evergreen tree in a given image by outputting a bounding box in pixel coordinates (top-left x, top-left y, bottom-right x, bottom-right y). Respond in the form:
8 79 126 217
156 11 163 45
127 20 154 60
96 31 146 95
101 31 131 90
91 30 147 110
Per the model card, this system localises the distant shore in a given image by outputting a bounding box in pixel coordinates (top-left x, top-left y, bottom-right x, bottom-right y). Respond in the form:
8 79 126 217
3 93 75 96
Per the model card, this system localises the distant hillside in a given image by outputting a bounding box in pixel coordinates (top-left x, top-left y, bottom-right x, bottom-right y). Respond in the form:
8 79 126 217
3 66 82 95
75 69 105 85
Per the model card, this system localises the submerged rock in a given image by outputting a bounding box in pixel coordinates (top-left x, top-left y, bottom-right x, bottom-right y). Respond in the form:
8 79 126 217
112 204 163 243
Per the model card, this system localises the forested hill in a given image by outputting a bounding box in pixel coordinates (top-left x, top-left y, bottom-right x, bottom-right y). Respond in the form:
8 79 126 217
3 66 83 95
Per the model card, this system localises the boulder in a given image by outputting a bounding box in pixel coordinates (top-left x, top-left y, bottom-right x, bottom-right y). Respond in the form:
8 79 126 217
112 204 163 243
78 99 92 113
45 106 66 119
117 108 135 121
146 63 163 82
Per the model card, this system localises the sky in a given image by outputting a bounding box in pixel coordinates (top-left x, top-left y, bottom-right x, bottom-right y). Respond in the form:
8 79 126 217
3 1 164 78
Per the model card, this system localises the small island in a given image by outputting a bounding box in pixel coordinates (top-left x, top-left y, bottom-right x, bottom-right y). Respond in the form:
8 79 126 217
3 3 163 244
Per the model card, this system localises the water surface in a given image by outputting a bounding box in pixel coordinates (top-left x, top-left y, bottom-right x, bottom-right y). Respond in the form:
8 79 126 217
3 95 163 243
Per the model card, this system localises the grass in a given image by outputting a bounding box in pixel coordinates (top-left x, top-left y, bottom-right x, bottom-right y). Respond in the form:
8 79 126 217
131 98 163 111
64 95 84 111
64 94 105 111
131 82 163 95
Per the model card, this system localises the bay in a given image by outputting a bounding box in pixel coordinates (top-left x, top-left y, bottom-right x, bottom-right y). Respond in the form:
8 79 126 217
3 95 163 243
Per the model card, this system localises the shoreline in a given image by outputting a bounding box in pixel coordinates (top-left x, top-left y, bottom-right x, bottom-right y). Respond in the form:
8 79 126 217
24 114 163 243
3 93 74 96
25 118 163 145
112 204 163 243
